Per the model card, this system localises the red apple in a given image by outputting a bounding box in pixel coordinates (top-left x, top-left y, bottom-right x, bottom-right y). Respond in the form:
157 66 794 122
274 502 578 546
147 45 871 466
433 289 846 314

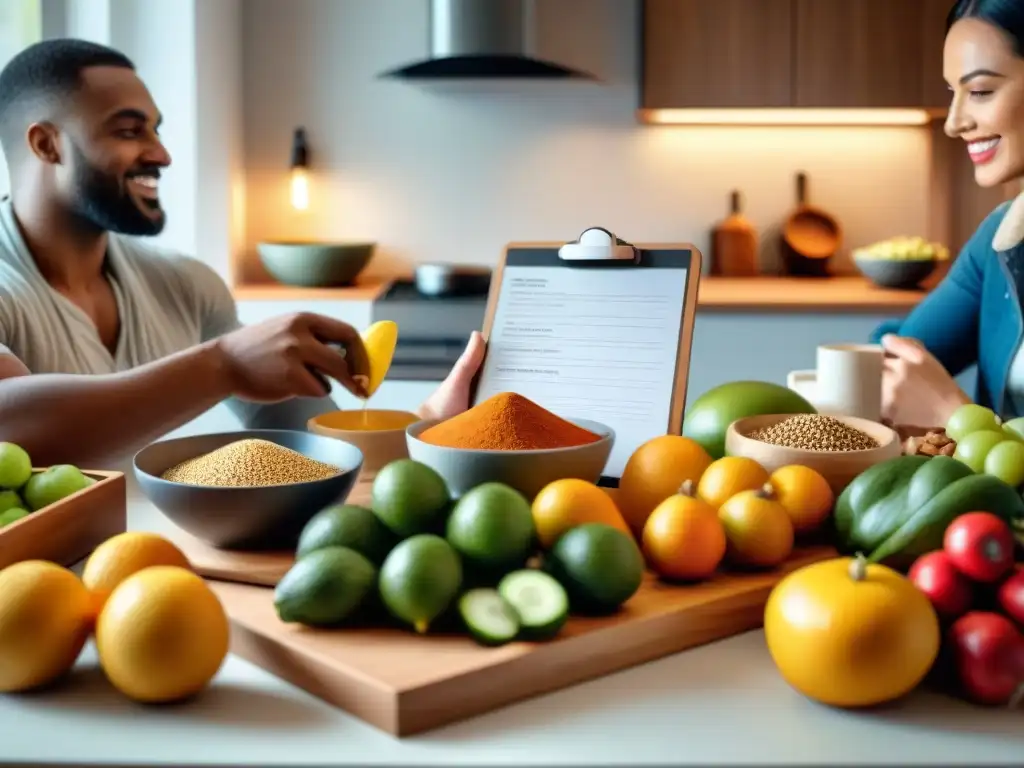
908 551 974 620
947 611 1024 707
943 512 1016 583
997 566 1024 627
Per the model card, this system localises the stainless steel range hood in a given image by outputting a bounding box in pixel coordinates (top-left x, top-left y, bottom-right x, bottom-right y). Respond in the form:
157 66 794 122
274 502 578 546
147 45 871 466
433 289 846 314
382 0 593 79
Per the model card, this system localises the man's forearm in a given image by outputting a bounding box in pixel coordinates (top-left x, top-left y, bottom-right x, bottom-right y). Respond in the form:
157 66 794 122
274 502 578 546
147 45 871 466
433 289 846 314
0 342 234 467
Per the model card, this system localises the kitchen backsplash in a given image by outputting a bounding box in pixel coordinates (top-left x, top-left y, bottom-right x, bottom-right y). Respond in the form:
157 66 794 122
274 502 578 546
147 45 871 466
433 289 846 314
239 0 931 282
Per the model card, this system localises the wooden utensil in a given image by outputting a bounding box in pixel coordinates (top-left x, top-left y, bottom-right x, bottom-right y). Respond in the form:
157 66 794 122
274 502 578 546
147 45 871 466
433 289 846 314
781 172 842 277
711 190 758 276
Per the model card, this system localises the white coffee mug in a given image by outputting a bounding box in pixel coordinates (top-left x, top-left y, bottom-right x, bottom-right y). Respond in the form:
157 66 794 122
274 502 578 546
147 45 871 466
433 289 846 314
814 343 884 422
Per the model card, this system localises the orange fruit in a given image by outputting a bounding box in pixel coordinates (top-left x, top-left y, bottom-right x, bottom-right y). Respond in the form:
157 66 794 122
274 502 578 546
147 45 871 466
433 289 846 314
532 478 631 549
769 465 835 534
642 481 726 581
697 456 770 509
618 435 713 534
96 565 229 703
718 484 794 569
0 561 94 693
83 532 192 612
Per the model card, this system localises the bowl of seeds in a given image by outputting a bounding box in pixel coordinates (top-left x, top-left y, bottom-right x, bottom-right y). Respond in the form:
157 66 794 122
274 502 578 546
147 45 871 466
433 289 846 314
133 429 363 550
724 413 901 494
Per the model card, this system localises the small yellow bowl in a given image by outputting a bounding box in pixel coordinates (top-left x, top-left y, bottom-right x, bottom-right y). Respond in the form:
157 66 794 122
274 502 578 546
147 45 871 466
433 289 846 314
308 409 421 482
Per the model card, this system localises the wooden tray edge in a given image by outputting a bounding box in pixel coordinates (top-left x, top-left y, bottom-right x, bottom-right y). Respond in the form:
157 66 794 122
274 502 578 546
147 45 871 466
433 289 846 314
0 469 127 570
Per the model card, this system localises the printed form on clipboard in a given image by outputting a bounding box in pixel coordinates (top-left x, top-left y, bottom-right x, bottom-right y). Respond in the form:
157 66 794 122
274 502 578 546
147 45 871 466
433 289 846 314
473 228 703 484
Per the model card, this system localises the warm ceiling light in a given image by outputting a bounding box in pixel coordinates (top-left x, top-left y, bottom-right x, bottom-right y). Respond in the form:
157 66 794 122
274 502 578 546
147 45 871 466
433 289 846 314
638 108 939 127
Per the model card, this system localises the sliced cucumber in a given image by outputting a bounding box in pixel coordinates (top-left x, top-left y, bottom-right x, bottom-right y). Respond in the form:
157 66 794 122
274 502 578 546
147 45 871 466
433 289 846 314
497 569 569 641
458 588 521 647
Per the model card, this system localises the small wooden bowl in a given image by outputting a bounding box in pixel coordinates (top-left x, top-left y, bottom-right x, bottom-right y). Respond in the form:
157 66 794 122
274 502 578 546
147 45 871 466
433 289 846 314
724 413 901 495
308 409 421 483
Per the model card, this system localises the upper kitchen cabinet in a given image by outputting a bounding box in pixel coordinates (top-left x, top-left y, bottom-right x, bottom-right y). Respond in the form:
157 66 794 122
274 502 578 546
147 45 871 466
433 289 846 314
640 0 952 121
642 0 794 109
793 0 948 109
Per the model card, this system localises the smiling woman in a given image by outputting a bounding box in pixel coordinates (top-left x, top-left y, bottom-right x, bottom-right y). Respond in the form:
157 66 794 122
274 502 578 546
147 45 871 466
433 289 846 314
944 0 1024 188
872 0 1024 429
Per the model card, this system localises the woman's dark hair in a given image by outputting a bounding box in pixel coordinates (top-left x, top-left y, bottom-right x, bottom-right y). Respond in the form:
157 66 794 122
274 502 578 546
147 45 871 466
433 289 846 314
948 0 1024 56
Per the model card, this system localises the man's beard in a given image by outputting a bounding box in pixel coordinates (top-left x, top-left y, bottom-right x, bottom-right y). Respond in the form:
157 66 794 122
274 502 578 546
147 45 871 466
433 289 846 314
67 143 166 237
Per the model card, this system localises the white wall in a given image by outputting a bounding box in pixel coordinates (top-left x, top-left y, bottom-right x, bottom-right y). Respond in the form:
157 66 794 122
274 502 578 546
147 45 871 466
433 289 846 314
0 0 43 197
239 0 932 280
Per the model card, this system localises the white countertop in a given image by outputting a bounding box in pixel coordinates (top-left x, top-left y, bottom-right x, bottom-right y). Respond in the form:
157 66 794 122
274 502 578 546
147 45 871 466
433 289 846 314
0 488 1021 766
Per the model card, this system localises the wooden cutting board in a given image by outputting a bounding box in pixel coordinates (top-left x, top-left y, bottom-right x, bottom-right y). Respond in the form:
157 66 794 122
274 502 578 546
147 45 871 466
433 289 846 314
163 477 384 586
167 481 835 736
209 546 832 737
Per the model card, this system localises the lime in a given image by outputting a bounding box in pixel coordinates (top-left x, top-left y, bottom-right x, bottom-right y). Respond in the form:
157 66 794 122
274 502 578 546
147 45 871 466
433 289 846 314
22 465 91 511
446 482 535 572
0 442 31 490
0 507 29 528
296 504 396 564
0 490 23 515
371 459 450 537
546 523 645 614
379 534 462 633
274 546 377 626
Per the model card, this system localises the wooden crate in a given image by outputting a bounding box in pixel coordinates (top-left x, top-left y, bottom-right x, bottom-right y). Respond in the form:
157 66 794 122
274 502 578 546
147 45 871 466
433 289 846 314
0 470 127 570
209 545 833 737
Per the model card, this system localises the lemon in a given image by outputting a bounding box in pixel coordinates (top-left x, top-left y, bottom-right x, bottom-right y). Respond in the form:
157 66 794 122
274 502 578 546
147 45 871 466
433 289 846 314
0 560 93 692
96 566 230 703
83 532 192 611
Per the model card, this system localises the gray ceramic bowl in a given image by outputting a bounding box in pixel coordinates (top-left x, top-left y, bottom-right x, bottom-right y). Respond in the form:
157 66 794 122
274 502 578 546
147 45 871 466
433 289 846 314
257 241 375 288
405 418 614 500
854 255 936 289
133 429 364 551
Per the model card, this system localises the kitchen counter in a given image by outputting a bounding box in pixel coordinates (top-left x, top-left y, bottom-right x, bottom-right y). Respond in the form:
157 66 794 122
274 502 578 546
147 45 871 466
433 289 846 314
0 489 1019 766
231 275 932 313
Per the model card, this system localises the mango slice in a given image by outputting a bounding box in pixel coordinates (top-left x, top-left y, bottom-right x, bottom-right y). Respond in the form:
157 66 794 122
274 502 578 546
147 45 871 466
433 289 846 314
359 320 398 398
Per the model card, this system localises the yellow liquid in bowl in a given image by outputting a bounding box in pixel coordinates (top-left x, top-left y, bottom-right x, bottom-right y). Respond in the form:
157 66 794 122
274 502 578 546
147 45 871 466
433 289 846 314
313 409 420 432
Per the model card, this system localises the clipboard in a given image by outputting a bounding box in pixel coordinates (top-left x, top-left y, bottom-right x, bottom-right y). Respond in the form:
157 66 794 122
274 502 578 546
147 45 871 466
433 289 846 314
470 227 703 488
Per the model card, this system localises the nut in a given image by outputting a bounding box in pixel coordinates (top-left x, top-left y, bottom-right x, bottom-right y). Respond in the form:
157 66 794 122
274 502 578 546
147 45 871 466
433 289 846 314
903 429 957 457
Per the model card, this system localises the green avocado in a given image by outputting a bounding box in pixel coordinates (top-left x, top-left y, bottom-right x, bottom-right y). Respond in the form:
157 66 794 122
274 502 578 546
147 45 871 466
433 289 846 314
682 380 816 459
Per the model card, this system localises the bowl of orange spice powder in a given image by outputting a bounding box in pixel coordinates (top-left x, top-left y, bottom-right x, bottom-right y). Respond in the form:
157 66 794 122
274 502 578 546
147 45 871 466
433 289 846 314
406 392 614 499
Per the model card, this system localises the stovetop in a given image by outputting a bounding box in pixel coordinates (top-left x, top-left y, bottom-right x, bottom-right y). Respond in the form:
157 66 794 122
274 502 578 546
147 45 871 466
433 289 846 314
376 278 490 303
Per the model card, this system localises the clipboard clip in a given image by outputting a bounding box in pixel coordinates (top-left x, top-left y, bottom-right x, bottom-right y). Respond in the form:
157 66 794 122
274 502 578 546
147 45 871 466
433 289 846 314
558 227 639 263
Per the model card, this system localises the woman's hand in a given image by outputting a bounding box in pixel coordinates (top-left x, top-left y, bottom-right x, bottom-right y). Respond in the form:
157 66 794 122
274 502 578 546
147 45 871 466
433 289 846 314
417 331 486 421
881 334 971 428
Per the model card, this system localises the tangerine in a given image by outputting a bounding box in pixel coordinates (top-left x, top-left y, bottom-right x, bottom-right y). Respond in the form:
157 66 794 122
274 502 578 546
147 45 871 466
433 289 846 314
642 481 726 581
618 435 713 534
718 483 794 569
532 478 631 549
697 456 770 509
769 465 834 534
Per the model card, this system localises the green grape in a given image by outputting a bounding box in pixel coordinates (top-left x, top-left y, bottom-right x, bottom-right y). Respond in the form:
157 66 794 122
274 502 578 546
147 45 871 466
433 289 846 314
946 403 1002 442
953 430 1007 473
984 439 1024 488
1002 416 1024 442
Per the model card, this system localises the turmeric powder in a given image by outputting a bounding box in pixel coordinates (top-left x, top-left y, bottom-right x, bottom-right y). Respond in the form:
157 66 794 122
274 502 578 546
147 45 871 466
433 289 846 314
419 392 602 451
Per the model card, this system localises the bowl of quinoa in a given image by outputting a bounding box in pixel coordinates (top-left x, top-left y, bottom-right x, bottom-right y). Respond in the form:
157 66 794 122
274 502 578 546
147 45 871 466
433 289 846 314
724 413 901 495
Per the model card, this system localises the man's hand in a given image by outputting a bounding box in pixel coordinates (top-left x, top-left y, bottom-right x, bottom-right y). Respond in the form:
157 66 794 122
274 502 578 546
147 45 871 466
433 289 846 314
214 312 369 402
418 332 486 421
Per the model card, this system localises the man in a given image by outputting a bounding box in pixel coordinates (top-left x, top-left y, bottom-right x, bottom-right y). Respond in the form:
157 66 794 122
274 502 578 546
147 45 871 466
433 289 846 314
0 38 484 467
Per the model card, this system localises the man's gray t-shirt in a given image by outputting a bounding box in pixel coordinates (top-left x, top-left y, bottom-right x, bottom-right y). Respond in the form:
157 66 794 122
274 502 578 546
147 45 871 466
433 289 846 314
0 197 335 430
